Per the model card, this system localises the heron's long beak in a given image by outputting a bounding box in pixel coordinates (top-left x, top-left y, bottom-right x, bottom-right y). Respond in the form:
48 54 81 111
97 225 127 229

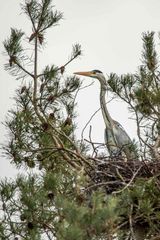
74 71 93 77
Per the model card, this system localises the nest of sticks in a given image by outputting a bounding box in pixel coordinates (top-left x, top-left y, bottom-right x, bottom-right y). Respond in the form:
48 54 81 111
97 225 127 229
87 158 160 194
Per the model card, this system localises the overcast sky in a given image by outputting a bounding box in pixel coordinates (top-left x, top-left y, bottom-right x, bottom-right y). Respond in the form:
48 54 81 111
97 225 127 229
1 0 160 178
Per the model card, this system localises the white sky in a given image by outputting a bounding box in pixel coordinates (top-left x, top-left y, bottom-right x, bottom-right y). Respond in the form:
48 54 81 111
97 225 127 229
1 0 160 178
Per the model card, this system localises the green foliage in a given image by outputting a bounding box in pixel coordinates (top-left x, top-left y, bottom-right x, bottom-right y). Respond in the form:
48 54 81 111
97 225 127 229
22 0 63 31
108 31 160 159
4 173 160 239
3 64 82 168
54 192 120 240
142 32 158 71
0 173 121 240
119 178 160 237
1 1 91 239
1 0 160 239
3 28 24 58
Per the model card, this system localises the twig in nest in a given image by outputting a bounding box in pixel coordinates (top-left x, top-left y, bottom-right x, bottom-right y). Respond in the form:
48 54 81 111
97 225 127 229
88 125 98 157
113 165 142 194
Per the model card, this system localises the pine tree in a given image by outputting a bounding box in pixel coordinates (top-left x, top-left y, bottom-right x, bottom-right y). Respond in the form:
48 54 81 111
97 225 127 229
1 1 120 240
1 1 160 240
108 32 160 161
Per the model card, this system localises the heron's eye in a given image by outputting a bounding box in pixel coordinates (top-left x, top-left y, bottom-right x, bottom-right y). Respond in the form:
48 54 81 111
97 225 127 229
92 70 102 74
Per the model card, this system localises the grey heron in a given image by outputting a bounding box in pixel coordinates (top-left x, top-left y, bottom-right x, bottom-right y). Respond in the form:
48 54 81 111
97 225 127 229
74 70 136 160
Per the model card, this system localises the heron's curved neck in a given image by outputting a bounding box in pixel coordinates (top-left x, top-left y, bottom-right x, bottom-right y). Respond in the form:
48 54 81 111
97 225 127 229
100 84 113 128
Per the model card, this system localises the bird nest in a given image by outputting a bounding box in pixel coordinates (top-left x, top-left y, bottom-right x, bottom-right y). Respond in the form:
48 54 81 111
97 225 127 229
87 158 160 194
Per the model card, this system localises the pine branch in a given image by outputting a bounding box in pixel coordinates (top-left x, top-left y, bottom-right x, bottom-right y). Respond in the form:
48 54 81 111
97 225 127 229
38 44 82 78
14 60 34 78
142 31 158 71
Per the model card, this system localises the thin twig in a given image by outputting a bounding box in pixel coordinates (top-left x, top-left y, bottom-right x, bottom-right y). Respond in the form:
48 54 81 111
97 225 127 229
26 3 37 32
58 51 81 70
81 96 115 141
113 165 142 194
37 52 81 78
15 61 34 78
81 108 101 141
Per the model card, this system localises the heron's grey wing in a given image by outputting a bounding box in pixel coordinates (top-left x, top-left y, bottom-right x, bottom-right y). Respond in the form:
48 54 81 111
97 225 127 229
113 124 136 159
104 128 119 155
114 122 132 147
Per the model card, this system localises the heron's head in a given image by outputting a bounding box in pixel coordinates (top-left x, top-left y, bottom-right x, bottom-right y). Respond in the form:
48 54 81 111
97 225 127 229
74 70 107 86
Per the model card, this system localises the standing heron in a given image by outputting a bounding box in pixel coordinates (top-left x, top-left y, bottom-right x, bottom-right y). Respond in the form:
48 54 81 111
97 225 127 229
74 70 136 160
